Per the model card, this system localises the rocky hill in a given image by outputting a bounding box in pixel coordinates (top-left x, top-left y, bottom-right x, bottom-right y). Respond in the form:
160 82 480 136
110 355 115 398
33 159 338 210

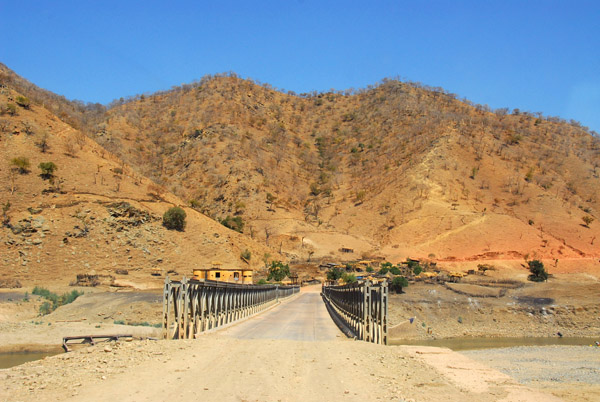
91 74 600 270
0 80 278 289
2 65 599 281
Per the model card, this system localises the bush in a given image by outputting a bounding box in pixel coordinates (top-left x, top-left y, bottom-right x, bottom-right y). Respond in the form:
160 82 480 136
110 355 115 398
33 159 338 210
257 279 267 285
11 157 30 174
582 215 594 228
38 161 57 179
33 286 83 315
240 249 251 261
163 207 186 231
391 276 408 293
15 96 31 109
412 265 423 276
220 215 244 233
342 273 357 283
6 103 17 115
527 260 548 282
267 261 290 282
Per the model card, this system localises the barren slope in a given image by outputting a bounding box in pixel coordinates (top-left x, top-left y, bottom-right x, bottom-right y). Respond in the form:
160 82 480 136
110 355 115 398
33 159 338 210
0 84 279 288
94 75 600 266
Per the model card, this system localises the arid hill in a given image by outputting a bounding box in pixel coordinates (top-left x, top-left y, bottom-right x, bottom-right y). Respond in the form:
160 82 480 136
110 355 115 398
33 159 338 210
90 74 600 269
2 65 600 277
0 79 278 288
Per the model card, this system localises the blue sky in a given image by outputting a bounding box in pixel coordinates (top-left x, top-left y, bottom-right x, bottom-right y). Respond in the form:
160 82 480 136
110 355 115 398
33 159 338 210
2 1 599 132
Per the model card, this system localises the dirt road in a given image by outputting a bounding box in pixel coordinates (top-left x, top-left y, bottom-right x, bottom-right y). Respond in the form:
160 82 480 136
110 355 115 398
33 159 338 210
220 289 341 341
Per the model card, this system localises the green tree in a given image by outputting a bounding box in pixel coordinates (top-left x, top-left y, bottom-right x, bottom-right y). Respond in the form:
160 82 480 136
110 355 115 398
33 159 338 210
391 276 408 293
342 273 357 283
412 265 423 276
327 267 344 281
527 260 548 282
10 157 30 174
38 161 57 179
267 261 290 282
163 207 186 231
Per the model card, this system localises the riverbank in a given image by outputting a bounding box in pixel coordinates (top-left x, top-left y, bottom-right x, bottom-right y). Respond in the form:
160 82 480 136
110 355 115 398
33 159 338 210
388 273 600 341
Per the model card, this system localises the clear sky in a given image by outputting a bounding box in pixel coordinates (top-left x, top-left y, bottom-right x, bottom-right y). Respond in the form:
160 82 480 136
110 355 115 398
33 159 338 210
2 0 599 133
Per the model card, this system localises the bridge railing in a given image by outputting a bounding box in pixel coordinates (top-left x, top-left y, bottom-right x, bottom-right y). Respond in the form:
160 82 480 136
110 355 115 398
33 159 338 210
162 277 300 340
322 279 388 345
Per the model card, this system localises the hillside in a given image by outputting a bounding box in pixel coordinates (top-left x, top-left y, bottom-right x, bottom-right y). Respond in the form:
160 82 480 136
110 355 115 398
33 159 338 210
90 74 600 270
0 82 279 289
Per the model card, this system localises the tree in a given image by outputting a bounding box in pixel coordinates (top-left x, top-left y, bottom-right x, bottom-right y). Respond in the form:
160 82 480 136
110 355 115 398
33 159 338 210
582 215 594 228
267 261 290 282
326 267 344 281
391 276 408 293
163 206 186 231
10 157 30 174
38 162 57 179
527 260 548 282
36 133 50 153
412 265 423 276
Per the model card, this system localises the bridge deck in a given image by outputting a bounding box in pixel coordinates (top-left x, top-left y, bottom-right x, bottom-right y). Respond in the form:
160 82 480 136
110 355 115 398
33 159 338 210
220 288 342 341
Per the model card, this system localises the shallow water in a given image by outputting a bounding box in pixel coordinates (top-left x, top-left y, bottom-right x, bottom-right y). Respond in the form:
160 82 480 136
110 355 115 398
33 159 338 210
0 351 61 369
390 336 599 351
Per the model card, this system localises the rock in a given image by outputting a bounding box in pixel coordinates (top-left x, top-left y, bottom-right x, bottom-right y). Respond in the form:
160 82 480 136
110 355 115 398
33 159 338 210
32 239 42 245
104 346 112 353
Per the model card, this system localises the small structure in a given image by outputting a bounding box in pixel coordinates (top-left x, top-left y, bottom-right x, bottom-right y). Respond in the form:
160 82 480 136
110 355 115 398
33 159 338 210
192 261 253 284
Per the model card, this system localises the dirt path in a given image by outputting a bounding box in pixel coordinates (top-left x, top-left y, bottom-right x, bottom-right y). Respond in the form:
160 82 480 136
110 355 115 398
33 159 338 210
220 289 341 341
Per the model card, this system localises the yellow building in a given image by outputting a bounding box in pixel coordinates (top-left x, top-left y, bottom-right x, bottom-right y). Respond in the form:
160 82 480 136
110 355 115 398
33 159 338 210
192 262 253 284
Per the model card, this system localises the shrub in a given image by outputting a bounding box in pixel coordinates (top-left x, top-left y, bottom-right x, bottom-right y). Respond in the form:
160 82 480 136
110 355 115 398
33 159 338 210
391 276 408 293
527 260 548 282
413 265 423 276
257 279 267 285
162 206 186 231
15 96 31 109
366 266 373 273
38 161 57 179
390 266 401 275
342 273 357 283
267 261 290 282
240 249 251 261
6 103 17 115
33 286 83 315
582 215 594 228
220 215 244 233
10 157 30 174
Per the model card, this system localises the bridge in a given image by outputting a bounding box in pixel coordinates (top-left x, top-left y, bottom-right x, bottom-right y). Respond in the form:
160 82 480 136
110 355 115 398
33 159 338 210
162 277 388 344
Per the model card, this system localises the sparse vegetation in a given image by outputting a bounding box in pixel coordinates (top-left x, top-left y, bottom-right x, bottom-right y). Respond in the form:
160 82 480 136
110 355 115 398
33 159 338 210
162 206 186 231
10 156 30 174
582 215 594 228
342 273 357 283
240 249 251 261
32 286 83 315
220 215 244 233
15 96 31 109
38 161 57 179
